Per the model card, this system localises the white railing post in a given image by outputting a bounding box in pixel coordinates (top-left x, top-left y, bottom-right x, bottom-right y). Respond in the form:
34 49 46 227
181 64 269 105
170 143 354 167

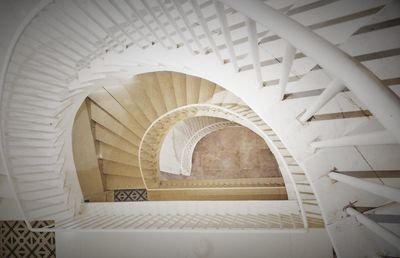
300 79 345 122
329 172 400 203
346 207 400 251
214 1 239 72
279 42 296 100
220 0 400 143
311 131 396 152
246 18 263 87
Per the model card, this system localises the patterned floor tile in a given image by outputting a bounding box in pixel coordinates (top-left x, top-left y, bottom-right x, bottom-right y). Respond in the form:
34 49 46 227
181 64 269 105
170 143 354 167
114 189 147 202
0 220 55 258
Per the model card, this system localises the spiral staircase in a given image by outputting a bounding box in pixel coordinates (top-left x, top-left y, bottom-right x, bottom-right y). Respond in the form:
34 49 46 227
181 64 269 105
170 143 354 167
76 71 294 201
0 0 399 257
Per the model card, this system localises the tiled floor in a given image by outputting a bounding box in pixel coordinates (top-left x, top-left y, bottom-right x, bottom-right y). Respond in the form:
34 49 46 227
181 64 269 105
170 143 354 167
161 127 281 180
0 220 55 258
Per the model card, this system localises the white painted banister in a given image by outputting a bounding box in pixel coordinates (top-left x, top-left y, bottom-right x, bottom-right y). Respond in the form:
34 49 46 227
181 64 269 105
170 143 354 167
346 207 400 251
300 79 345 122
48 201 306 232
246 18 263 87
279 42 296 100
311 131 396 152
221 0 400 143
329 172 400 203
214 1 239 72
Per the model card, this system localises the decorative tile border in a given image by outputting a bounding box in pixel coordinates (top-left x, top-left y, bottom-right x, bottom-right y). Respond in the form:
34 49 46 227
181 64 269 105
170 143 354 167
0 220 55 258
114 189 147 202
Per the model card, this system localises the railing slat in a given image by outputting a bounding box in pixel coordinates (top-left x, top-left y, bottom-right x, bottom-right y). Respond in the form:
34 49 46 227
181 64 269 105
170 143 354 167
279 42 296 100
329 172 400 203
246 18 263 87
214 1 239 72
299 79 345 122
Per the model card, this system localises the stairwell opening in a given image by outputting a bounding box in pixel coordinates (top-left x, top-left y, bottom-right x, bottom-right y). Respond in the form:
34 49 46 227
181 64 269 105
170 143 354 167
71 71 288 202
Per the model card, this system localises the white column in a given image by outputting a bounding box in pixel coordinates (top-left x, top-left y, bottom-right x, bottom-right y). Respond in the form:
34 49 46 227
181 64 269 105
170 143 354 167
279 42 296 100
220 0 400 143
300 79 345 122
346 207 400 251
329 172 400 203
311 130 396 151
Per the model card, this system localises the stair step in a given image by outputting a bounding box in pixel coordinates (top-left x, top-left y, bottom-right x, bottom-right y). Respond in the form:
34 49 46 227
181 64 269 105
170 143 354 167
22 192 68 210
0 175 13 198
7 122 58 133
98 142 138 166
16 177 64 192
27 204 73 221
6 129 64 141
10 155 61 167
7 137 63 148
12 161 64 174
8 144 63 157
18 186 65 201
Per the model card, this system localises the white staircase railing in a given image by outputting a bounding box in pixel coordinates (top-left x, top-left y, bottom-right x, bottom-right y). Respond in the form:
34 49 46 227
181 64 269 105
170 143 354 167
221 0 400 143
1 3 397 255
345 207 400 252
52 201 305 232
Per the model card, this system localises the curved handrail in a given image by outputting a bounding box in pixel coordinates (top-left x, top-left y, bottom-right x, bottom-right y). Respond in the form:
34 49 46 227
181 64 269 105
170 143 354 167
221 0 400 143
138 104 253 189
138 103 309 228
